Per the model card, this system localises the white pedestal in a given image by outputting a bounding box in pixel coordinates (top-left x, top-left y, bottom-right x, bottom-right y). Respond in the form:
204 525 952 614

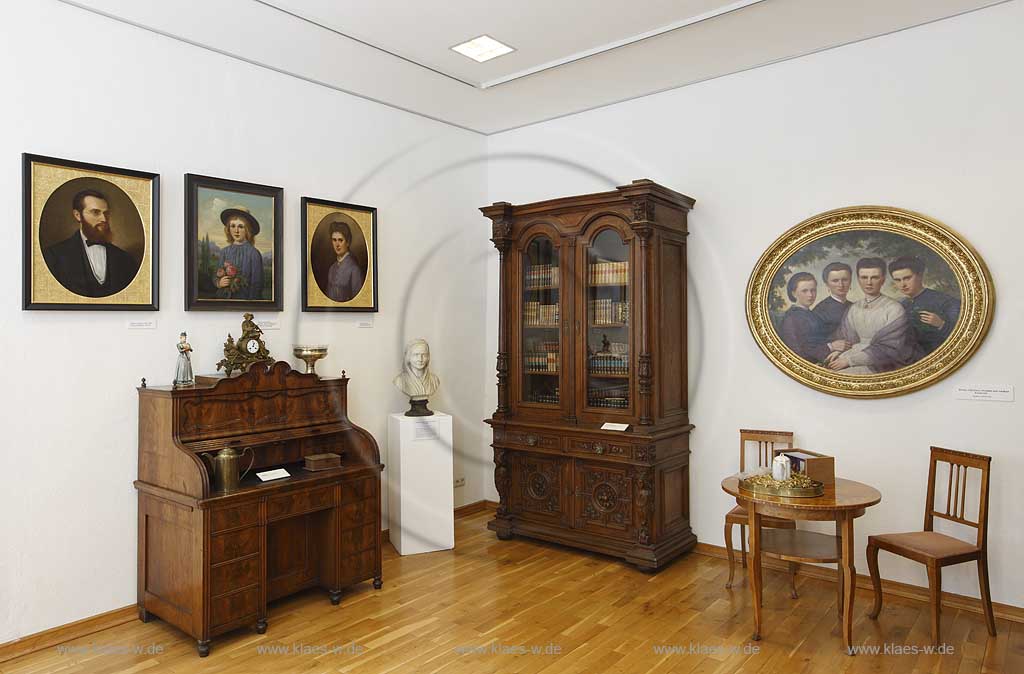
387 412 455 555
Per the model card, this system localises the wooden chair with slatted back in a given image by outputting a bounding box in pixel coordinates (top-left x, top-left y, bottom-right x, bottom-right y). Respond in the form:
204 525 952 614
725 429 799 597
867 447 996 646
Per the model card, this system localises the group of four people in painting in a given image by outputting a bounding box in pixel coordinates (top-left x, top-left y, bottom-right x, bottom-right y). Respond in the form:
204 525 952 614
780 257 961 374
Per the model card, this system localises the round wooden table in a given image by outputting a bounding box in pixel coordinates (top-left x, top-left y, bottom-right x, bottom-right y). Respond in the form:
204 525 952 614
721 476 882 654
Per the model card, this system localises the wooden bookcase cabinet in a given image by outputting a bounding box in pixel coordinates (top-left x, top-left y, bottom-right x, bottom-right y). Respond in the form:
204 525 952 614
482 180 697 569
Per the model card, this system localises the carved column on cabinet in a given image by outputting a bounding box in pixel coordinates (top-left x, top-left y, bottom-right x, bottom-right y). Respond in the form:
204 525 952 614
633 465 654 545
489 203 514 418
631 198 655 426
493 445 510 518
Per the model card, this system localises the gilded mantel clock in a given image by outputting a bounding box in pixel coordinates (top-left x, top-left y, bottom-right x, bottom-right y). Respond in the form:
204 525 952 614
216 312 273 375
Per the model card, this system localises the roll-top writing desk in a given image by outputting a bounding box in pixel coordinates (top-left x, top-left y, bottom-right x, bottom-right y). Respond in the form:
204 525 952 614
135 361 383 656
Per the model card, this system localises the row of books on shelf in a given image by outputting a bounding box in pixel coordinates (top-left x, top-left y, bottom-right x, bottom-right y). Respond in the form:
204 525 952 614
587 384 629 409
587 396 629 409
589 299 629 325
525 264 559 288
527 389 559 405
587 354 628 375
524 301 560 326
589 260 629 285
524 352 559 373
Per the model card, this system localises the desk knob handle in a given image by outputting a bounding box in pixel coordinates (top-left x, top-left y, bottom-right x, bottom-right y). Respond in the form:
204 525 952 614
525 434 539 447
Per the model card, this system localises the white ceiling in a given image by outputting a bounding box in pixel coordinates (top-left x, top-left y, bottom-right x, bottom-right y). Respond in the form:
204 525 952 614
62 0 1010 134
263 0 761 88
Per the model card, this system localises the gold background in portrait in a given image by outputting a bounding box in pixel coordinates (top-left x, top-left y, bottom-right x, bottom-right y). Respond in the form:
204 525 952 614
305 202 375 308
31 161 153 305
746 206 994 398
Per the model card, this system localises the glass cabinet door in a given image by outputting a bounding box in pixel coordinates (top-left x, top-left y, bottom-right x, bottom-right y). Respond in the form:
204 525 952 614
521 236 560 406
585 230 630 411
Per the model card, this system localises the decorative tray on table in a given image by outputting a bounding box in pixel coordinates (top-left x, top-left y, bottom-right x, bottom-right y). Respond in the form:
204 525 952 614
738 471 825 498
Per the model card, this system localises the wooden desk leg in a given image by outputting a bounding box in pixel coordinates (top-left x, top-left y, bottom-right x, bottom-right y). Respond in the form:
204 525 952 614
839 513 856 654
748 507 763 641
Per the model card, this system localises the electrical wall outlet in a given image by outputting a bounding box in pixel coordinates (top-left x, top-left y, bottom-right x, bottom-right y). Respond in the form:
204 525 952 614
454 477 466 488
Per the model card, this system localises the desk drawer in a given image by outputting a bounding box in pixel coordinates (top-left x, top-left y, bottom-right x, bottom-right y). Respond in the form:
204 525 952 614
342 498 377 527
211 527 260 564
211 586 259 628
341 522 377 554
342 477 377 504
210 555 260 597
267 485 335 521
211 503 259 533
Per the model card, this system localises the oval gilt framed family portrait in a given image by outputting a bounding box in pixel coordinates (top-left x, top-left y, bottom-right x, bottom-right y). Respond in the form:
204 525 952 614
746 206 994 398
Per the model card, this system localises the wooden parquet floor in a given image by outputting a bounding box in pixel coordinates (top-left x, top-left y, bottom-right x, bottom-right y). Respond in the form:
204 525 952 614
3 510 1020 674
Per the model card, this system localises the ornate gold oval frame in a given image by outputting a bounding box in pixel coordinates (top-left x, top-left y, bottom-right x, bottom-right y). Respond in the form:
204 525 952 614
746 206 994 398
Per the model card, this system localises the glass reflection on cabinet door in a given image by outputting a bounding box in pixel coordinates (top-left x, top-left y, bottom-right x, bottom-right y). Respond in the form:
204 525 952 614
586 230 630 410
522 236 560 405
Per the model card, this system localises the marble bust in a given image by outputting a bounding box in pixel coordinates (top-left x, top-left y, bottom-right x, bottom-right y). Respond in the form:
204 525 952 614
393 338 440 415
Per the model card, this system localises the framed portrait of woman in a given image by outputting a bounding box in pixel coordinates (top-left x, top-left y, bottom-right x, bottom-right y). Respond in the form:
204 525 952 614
746 206 993 398
300 196 378 312
185 174 283 311
22 153 159 310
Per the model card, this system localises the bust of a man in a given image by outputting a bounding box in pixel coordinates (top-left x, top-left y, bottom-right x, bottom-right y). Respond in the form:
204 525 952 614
393 338 440 415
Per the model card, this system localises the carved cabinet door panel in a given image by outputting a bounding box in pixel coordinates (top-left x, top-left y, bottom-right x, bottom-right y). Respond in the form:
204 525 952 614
572 460 636 541
508 452 572 526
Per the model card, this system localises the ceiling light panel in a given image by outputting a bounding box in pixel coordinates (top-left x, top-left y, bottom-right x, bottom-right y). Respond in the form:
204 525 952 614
451 35 515 63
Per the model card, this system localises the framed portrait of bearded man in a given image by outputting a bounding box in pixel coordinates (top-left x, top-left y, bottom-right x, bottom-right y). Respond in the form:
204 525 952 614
23 153 158 310
746 206 993 398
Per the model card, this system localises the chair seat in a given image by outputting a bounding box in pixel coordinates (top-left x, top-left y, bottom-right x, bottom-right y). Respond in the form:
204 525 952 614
725 505 796 528
869 531 979 562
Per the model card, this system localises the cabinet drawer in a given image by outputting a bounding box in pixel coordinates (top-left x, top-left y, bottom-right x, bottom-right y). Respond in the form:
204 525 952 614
341 522 377 554
342 498 377 527
210 555 260 597
496 429 561 452
211 586 259 627
566 437 633 460
267 485 335 521
211 527 260 564
342 476 377 504
210 503 259 533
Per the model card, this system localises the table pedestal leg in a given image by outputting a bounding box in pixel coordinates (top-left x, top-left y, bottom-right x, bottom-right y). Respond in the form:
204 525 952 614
747 507 762 641
839 513 856 654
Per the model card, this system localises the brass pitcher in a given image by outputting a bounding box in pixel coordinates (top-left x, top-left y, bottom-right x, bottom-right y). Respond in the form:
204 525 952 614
203 446 254 494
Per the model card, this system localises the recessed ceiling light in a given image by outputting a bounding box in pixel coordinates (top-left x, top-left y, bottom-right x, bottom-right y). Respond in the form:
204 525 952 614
451 35 515 63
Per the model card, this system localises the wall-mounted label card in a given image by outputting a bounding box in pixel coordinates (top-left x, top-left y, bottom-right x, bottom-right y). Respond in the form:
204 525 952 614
257 468 290 481
126 319 156 330
256 319 280 331
955 385 1013 402
357 317 374 328
600 422 631 431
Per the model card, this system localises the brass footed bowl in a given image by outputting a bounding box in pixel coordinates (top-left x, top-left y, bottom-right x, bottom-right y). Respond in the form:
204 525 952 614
293 345 328 374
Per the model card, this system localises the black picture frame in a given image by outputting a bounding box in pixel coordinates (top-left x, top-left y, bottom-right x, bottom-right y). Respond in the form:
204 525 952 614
301 196 379 312
22 153 159 311
185 173 283 312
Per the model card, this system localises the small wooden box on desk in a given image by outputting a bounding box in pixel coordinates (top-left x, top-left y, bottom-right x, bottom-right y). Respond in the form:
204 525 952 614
772 448 835 485
135 361 383 657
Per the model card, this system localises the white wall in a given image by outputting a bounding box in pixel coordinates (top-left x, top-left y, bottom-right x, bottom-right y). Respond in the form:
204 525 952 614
485 1 1022 605
0 1 490 643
